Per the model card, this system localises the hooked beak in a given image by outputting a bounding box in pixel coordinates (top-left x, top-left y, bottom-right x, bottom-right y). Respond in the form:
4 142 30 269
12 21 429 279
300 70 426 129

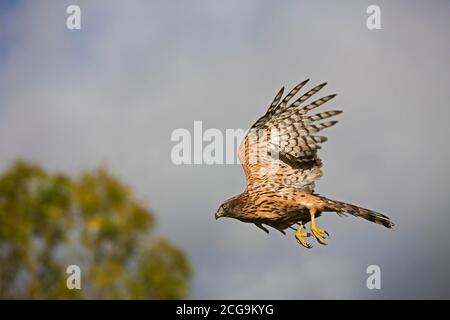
215 207 225 220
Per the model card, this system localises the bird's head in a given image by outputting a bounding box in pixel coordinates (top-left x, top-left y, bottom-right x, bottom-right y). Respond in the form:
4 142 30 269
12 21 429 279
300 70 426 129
215 195 242 220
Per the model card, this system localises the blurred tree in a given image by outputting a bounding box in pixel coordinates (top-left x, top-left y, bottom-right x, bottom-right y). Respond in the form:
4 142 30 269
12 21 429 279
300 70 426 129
0 160 191 299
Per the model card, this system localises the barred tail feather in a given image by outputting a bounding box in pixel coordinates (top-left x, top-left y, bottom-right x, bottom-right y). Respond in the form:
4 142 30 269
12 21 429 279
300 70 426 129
321 197 395 229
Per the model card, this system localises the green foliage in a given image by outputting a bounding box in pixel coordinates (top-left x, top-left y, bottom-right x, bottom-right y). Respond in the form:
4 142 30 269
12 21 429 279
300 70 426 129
0 160 191 299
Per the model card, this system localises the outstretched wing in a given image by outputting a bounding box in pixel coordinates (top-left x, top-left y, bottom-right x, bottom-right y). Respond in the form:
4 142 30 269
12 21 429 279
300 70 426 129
238 80 341 193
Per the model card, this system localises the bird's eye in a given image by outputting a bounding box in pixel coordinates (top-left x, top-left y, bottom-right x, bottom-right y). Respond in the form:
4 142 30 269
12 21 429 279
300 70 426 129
222 204 227 209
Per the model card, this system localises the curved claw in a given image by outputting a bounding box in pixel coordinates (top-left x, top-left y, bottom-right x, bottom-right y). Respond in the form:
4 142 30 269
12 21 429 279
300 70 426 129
296 236 313 248
314 234 327 245
295 225 313 249
311 226 329 245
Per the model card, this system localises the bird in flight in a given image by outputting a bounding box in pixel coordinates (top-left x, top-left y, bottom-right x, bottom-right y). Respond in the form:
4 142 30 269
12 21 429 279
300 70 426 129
215 79 395 248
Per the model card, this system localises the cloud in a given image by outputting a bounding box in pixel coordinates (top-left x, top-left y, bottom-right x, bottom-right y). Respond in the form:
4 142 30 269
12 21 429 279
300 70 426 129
1 0 450 298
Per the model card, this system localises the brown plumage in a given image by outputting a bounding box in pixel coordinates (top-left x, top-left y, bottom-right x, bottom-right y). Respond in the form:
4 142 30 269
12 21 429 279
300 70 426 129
215 79 395 248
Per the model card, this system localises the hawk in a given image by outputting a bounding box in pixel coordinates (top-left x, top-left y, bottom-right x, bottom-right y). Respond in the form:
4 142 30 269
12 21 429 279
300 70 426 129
215 79 394 248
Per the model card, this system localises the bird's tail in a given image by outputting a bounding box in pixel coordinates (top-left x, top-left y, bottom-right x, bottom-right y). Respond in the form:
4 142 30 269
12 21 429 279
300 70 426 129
318 196 395 229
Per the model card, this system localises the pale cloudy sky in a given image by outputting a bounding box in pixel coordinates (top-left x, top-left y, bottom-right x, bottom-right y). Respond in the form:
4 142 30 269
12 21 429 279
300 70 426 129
1 0 450 299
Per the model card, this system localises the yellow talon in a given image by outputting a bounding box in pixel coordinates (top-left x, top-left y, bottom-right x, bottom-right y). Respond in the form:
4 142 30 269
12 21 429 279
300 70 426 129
311 226 329 245
309 207 329 245
295 224 312 249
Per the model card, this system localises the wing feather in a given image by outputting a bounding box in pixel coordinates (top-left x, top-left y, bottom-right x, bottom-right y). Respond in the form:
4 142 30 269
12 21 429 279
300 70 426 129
288 82 328 109
266 87 285 114
276 79 310 110
239 80 341 192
